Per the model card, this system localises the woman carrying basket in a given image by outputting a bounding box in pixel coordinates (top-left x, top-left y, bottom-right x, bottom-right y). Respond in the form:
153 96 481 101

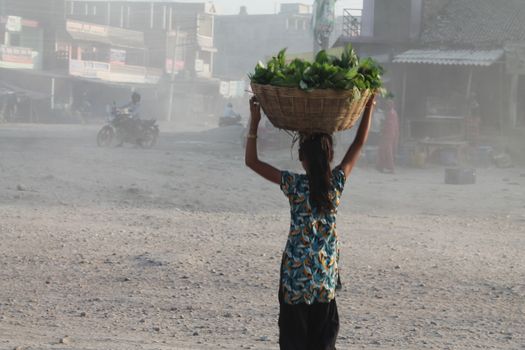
245 94 376 349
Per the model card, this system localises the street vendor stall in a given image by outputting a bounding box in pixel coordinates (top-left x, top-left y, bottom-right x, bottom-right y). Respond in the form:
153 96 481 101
393 49 505 165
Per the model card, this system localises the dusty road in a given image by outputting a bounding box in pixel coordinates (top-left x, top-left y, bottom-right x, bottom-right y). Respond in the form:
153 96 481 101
0 124 524 349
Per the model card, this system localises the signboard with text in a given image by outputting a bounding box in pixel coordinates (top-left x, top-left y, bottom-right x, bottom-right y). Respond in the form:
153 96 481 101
69 59 161 84
0 45 35 69
6 16 22 32
69 59 110 79
110 49 126 65
66 20 108 37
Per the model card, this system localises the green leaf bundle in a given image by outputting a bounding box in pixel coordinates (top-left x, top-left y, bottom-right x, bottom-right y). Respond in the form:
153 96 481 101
249 45 385 98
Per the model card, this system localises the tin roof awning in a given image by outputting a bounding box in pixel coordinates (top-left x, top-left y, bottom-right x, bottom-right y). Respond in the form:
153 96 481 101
0 81 49 99
66 20 145 49
393 49 504 66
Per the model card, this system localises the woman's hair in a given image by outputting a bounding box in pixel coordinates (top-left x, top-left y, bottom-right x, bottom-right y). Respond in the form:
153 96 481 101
299 133 334 213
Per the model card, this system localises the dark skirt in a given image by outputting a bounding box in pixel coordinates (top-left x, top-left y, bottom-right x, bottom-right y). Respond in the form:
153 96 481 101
278 261 339 350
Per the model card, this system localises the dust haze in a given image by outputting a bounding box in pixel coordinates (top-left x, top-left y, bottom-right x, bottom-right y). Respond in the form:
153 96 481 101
0 0 524 349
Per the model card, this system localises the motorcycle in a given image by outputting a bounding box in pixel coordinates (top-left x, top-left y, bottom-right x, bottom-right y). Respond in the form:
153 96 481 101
218 115 243 127
97 104 159 149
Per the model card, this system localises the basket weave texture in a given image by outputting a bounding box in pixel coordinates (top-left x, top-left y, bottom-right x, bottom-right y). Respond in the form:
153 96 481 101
251 83 372 134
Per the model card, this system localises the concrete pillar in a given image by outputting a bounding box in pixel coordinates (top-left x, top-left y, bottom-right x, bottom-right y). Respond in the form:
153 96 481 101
509 74 519 128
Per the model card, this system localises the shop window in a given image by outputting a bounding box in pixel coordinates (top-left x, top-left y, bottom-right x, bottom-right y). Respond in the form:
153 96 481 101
126 49 145 66
129 4 148 30
9 33 21 47
109 3 121 27
56 43 70 61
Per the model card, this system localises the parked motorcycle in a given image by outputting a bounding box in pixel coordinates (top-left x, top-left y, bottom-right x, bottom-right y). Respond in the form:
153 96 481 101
97 104 159 149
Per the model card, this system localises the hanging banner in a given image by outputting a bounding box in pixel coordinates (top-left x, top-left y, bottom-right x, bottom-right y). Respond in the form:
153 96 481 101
0 45 33 65
6 16 22 32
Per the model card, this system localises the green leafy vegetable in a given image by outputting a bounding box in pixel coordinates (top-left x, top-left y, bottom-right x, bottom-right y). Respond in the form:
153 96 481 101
249 45 384 94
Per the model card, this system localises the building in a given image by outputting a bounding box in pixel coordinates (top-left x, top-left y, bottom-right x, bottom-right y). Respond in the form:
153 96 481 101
0 0 222 122
66 0 217 79
334 0 430 144
393 0 525 154
334 0 525 161
0 0 66 69
65 0 220 119
213 4 317 80
59 19 162 84
0 15 44 70
0 0 71 122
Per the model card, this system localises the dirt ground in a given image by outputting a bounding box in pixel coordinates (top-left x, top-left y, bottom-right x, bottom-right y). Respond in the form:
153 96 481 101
0 122 524 350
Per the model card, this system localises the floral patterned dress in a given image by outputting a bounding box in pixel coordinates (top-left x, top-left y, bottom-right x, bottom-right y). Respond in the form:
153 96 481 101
280 168 346 305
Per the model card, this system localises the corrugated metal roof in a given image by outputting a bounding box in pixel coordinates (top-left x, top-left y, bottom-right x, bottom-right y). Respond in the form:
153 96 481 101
393 49 504 66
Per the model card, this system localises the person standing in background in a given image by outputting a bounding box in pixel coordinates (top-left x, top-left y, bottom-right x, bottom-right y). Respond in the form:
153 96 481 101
376 99 399 174
464 93 481 147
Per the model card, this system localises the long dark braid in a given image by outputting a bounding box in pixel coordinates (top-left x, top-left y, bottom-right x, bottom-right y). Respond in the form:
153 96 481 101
299 133 334 213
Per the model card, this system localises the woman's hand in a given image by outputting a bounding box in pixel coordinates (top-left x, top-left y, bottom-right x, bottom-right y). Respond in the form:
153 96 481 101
249 97 262 126
339 93 377 178
245 96 281 185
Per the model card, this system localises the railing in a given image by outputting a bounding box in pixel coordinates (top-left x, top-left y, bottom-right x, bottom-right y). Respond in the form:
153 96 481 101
343 8 362 37
69 59 162 84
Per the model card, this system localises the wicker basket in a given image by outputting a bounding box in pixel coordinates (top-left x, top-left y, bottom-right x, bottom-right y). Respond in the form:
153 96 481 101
251 83 372 134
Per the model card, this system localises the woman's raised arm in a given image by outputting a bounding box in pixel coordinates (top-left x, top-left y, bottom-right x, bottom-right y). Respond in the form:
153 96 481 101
245 97 281 185
339 95 376 178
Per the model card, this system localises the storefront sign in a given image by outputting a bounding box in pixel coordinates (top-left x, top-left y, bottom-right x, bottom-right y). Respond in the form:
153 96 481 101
66 20 108 37
110 49 126 65
69 59 161 84
0 45 34 68
69 59 110 79
505 44 525 75
195 59 204 72
6 16 22 32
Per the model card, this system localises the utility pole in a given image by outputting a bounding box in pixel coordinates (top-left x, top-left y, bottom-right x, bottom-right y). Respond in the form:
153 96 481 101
167 25 180 122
